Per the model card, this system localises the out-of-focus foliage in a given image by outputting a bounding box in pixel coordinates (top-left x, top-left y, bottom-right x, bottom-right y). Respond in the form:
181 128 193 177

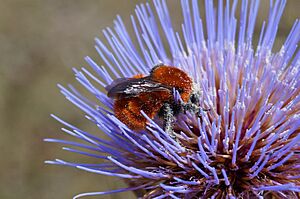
0 0 298 198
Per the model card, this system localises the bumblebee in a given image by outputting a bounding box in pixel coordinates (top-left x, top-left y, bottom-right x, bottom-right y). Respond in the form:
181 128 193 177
106 64 199 130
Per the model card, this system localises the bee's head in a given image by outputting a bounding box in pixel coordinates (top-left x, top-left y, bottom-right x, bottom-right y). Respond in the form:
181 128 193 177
190 92 200 105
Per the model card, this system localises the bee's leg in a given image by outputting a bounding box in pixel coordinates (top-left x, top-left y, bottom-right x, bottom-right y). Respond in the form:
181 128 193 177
196 107 211 117
182 92 211 117
158 102 180 140
181 102 198 114
162 103 175 134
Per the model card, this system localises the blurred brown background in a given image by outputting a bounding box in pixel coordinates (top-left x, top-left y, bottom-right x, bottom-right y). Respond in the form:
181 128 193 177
0 0 299 199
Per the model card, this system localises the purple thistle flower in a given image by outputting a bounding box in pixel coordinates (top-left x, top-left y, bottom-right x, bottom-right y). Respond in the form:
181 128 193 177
46 0 300 198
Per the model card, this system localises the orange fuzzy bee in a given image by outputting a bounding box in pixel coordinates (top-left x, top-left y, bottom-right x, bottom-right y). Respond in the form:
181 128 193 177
106 65 193 130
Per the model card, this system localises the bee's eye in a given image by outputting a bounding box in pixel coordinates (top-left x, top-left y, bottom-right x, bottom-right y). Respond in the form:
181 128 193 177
190 94 199 104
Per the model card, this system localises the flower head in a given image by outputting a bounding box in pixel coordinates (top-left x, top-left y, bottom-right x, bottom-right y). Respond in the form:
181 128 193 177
46 0 300 198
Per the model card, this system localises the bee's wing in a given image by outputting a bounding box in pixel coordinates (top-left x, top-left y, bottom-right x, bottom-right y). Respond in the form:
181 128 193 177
105 78 131 92
106 77 171 98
